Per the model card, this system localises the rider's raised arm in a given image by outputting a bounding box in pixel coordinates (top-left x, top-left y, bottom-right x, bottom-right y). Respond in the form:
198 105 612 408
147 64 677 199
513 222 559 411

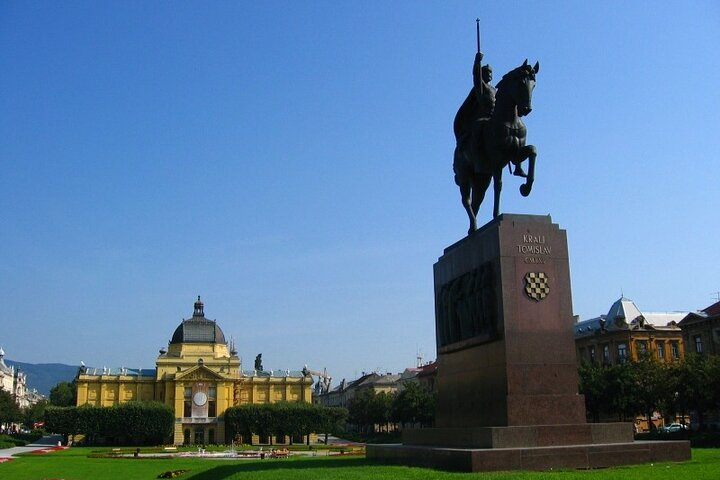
473 52 484 96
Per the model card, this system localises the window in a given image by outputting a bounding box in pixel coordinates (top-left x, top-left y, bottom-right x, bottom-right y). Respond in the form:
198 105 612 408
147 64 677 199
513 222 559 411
656 342 665 360
602 344 610 364
694 335 704 354
184 386 192 417
589 346 596 363
617 343 628 364
637 340 648 355
208 385 217 417
671 341 680 359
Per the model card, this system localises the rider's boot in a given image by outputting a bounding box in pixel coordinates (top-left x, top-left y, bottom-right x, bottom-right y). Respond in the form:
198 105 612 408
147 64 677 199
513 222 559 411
512 163 527 178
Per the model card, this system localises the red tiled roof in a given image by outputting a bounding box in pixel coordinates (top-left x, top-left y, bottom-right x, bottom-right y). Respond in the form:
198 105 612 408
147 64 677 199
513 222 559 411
703 301 720 316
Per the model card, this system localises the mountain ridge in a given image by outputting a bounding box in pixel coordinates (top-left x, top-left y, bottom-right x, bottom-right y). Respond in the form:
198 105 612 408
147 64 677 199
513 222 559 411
5 359 79 396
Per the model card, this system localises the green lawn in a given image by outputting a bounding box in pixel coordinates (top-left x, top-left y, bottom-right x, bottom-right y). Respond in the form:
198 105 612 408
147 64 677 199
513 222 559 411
1 447 718 480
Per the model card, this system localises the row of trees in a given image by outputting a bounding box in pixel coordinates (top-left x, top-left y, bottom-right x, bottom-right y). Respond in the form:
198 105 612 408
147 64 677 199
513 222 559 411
0 389 22 430
579 353 720 429
44 402 174 445
0 380 77 434
347 382 436 434
224 402 347 444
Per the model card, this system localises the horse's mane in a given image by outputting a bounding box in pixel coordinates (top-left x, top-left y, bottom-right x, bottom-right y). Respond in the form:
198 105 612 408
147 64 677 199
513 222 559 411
495 64 535 91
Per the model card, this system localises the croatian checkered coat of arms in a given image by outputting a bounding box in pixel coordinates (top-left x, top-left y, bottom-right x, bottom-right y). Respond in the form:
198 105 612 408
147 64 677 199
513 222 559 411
524 272 549 301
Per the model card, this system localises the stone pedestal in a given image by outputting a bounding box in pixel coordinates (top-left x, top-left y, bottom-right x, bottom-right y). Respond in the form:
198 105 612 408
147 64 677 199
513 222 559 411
433 214 583 429
367 215 690 471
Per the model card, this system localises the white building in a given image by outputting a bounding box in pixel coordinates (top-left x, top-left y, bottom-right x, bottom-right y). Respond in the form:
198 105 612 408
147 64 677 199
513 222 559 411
0 346 31 408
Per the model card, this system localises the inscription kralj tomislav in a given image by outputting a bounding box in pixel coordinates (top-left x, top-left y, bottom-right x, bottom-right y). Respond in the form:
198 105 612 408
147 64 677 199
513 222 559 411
453 19 540 234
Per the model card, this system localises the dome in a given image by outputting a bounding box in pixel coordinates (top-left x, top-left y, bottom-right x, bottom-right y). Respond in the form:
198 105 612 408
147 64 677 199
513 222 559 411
170 297 227 345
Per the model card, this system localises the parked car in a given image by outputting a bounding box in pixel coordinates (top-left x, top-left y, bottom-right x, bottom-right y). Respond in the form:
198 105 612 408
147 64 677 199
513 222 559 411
660 423 688 433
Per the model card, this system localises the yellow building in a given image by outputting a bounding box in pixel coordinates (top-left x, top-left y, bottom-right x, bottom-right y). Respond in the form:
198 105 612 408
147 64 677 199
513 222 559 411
574 296 687 366
76 297 313 445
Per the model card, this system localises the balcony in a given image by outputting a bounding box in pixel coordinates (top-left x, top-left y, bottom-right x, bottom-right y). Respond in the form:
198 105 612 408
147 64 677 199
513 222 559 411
180 417 218 424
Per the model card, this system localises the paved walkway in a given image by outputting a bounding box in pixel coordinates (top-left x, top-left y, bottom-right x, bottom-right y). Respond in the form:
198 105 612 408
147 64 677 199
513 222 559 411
0 435 64 460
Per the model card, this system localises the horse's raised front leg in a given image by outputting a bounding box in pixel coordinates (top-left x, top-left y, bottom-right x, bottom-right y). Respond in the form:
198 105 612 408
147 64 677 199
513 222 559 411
519 145 537 197
492 168 503 219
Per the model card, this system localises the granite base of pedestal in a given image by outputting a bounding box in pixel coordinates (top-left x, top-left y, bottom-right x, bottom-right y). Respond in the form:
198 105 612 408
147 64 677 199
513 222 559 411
402 423 633 449
366 440 691 472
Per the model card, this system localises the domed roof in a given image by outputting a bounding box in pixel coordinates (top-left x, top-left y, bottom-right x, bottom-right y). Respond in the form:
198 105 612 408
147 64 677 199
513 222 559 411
170 297 227 345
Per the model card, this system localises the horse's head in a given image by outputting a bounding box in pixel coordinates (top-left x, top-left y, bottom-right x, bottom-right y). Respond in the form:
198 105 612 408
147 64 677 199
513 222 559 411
497 59 540 117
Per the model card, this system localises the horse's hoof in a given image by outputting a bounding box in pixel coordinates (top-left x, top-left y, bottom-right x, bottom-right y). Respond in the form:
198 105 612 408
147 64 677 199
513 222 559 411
520 184 532 197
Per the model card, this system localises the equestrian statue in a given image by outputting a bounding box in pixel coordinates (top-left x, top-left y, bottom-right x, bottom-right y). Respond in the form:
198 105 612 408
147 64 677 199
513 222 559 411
453 20 539 234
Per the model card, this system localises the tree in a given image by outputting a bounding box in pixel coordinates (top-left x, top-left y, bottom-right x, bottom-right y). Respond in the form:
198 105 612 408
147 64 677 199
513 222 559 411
224 402 342 445
392 381 436 428
676 353 720 430
112 402 173 445
317 406 347 444
370 391 394 433
605 363 637 421
630 354 670 430
347 388 396 435
578 362 607 422
347 388 376 434
21 400 48 430
44 406 78 444
0 389 21 429
49 381 76 407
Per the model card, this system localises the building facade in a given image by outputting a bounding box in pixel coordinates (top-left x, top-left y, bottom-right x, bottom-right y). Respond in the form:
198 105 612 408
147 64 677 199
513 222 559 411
314 372 402 408
679 301 720 356
574 296 687 366
76 298 313 445
0 347 31 408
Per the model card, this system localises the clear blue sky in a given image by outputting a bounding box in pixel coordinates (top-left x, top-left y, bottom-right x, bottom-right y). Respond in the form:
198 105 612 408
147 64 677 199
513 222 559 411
2 1 719 386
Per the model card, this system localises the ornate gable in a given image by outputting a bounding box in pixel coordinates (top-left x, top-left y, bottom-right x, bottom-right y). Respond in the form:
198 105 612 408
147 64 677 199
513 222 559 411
175 364 226 381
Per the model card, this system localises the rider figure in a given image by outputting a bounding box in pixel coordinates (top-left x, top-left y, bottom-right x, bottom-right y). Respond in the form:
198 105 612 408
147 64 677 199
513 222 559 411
454 52 527 178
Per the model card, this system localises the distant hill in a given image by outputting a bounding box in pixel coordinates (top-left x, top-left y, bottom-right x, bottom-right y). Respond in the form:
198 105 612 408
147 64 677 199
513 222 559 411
5 360 79 396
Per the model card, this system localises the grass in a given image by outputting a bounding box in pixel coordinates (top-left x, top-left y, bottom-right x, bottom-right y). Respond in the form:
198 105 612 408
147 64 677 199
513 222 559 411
0 447 718 480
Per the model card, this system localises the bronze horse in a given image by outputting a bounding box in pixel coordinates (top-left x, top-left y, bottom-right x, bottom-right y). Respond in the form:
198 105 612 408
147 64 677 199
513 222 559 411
453 60 539 234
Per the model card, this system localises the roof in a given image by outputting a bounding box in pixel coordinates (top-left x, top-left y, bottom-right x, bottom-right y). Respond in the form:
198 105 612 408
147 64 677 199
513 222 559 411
0 348 13 375
575 297 686 337
170 318 226 344
80 366 154 377
242 369 306 378
703 300 720 317
679 300 720 325
169 297 227 345
605 297 643 324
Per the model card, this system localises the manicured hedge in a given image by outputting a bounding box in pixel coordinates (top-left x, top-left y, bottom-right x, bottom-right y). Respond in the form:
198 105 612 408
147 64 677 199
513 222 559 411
45 402 173 446
224 402 346 444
